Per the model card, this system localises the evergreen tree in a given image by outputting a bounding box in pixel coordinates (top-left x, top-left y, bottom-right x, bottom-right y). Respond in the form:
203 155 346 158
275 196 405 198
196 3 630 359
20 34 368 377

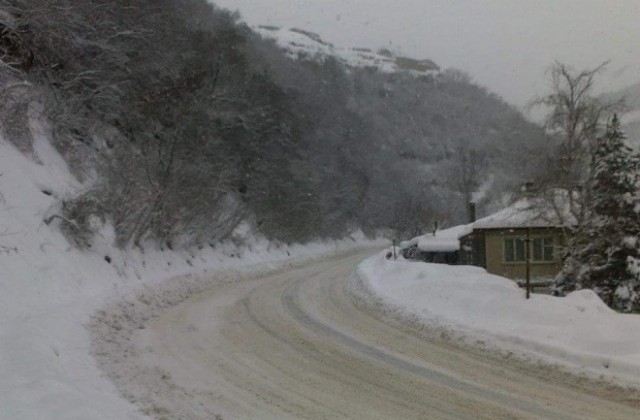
553 115 640 311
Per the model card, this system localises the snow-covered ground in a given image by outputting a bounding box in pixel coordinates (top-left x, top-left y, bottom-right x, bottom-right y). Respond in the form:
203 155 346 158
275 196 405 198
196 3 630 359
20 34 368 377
0 128 385 419
5 111 639 418
358 251 640 387
253 25 439 76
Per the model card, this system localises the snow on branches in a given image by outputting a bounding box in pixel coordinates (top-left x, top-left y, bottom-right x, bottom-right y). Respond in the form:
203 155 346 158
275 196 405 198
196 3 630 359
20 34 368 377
554 115 640 311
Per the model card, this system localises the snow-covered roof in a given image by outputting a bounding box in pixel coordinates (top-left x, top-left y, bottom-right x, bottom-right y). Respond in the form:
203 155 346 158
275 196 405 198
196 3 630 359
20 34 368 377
402 193 575 249
464 195 576 233
401 224 470 252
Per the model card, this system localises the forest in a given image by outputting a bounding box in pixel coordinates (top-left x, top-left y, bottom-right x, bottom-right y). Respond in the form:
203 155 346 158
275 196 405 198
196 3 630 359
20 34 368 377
0 0 548 248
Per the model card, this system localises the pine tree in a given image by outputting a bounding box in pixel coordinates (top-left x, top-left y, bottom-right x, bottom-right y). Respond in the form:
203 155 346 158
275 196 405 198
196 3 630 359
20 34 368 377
553 115 640 311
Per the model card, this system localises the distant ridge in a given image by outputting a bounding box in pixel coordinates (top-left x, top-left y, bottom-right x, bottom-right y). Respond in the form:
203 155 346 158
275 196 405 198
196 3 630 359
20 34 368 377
253 26 439 75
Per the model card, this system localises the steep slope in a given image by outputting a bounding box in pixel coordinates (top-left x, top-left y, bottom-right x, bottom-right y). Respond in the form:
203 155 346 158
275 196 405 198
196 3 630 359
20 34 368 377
0 126 383 418
248 24 546 228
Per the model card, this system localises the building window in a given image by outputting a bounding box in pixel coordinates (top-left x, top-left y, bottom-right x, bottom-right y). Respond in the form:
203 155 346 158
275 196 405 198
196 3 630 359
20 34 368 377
504 236 555 263
504 238 525 262
533 237 554 261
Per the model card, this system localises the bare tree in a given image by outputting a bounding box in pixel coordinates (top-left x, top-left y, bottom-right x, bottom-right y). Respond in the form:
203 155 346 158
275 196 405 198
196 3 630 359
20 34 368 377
528 61 625 225
532 62 624 178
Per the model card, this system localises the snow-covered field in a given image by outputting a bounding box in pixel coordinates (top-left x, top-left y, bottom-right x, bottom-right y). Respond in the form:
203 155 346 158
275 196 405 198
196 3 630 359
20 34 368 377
0 129 385 419
359 251 640 387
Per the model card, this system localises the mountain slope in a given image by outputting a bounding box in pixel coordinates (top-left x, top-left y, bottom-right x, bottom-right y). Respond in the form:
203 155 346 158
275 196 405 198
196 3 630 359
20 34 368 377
0 123 383 418
254 25 439 75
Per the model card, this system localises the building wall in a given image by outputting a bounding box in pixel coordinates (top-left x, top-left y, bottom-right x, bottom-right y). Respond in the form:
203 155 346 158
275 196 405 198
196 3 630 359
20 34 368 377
459 232 486 268
483 228 565 280
402 246 459 265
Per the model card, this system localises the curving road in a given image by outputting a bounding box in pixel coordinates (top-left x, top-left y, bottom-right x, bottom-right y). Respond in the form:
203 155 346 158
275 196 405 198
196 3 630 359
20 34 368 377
137 249 640 419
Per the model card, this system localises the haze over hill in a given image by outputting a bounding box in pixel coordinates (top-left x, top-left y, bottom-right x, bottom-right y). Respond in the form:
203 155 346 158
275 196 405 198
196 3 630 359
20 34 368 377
213 0 640 112
0 0 549 246
253 25 440 75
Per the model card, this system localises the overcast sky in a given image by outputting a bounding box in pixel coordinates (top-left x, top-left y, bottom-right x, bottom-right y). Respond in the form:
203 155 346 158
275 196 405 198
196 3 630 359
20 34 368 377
212 0 640 114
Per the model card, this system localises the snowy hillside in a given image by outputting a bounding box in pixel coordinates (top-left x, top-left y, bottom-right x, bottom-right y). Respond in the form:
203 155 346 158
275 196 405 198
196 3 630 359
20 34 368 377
0 128 384 419
254 25 440 75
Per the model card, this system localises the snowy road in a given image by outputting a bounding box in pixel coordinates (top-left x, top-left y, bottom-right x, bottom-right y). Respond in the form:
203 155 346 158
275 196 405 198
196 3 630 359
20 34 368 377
130 250 640 419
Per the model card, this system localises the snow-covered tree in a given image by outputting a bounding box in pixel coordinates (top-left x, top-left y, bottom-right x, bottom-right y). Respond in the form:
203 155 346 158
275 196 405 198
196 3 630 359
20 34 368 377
553 115 640 311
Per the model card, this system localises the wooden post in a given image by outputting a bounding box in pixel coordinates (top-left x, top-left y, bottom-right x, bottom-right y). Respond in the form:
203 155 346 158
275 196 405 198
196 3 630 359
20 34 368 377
525 228 531 299
392 239 397 261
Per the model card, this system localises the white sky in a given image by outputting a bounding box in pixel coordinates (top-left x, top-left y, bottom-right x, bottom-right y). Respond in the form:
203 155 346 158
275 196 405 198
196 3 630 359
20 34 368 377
212 0 640 113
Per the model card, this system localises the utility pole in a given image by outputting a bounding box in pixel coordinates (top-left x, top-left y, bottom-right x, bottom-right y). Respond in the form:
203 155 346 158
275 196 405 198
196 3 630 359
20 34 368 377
525 227 531 299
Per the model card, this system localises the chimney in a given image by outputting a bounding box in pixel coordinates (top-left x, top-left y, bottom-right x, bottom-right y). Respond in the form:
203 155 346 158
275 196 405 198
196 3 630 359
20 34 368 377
521 182 536 196
469 202 476 223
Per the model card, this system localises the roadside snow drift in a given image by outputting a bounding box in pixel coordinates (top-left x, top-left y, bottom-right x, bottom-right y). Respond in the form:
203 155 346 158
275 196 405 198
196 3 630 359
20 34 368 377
358 252 640 386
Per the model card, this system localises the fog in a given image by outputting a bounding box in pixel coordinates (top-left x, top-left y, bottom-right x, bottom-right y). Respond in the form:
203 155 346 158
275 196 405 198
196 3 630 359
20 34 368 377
213 0 640 112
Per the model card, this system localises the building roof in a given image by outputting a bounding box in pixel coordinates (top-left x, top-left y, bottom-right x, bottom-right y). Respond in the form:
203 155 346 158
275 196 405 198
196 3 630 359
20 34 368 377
402 192 576 250
463 193 576 234
401 224 469 252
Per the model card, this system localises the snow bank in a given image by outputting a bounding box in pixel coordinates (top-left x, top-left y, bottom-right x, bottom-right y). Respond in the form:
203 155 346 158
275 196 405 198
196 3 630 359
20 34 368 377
358 252 640 386
0 131 385 419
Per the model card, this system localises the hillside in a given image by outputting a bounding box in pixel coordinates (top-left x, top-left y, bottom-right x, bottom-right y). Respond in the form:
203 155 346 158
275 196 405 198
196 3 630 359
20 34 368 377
247 23 547 233
0 0 545 248
254 25 440 74
0 122 386 418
